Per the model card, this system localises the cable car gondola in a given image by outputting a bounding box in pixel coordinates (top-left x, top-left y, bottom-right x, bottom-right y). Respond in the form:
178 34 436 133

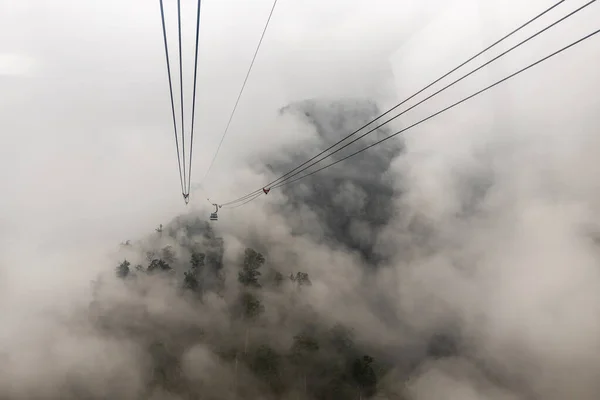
208 201 220 222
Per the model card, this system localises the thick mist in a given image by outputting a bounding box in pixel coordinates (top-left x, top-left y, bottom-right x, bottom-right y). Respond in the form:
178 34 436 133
2 0 600 399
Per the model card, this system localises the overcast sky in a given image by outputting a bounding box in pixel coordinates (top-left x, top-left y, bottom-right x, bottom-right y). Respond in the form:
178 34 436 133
1 0 599 318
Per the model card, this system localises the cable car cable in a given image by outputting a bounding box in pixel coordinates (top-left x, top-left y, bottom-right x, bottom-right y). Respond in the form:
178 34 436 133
223 192 264 209
159 0 185 195
200 0 280 186
177 0 187 194
187 0 203 195
217 0 570 206
270 27 600 192
249 0 597 193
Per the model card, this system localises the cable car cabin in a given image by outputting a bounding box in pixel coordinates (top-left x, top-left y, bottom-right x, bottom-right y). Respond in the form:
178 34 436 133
210 213 218 221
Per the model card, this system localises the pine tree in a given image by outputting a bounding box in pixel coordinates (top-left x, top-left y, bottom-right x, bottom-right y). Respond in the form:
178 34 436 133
234 248 266 392
292 272 312 287
161 245 176 264
147 259 172 274
250 345 283 394
190 252 205 269
352 355 377 399
238 248 265 288
115 260 130 279
273 270 284 288
183 252 205 293
290 333 320 396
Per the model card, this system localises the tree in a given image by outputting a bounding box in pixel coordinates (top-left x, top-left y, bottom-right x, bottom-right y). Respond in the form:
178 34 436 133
183 269 199 292
329 324 355 355
147 259 172 274
313 362 356 400
161 245 176 264
238 292 265 321
250 345 283 393
183 252 205 293
238 248 265 288
190 252 205 269
243 248 265 269
105 220 397 398
273 270 284 288
352 355 377 398
116 260 130 279
236 249 266 357
290 333 320 396
290 271 312 287
291 333 320 355
427 332 459 359
233 284 266 387
145 251 156 262
148 341 182 392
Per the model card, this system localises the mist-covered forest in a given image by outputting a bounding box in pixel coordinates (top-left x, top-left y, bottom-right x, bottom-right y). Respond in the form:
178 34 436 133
100 229 387 399
9 94 599 400
3 0 600 399
90 100 414 399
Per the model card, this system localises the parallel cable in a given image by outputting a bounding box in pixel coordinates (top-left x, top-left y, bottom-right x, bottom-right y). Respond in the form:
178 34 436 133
200 0 280 185
270 27 600 192
177 0 187 195
218 0 568 206
159 0 185 194
254 0 597 192
222 192 264 209
187 0 203 195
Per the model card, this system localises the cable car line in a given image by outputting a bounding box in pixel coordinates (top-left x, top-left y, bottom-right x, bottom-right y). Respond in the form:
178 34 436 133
187 0 203 196
200 0 280 186
177 0 187 197
159 0 185 196
217 0 571 206
234 0 597 198
158 0 204 204
219 26 600 209
223 192 264 209
217 0 570 206
217 0 575 207
269 27 600 192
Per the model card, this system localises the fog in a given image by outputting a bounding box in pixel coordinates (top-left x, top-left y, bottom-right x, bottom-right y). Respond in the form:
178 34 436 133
1 0 600 398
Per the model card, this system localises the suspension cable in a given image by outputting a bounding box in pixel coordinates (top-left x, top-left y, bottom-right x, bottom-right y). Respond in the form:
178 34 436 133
218 0 569 206
177 0 187 196
222 192 264 209
200 0 280 186
187 0 203 195
256 0 597 192
159 0 185 195
271 28 600 192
